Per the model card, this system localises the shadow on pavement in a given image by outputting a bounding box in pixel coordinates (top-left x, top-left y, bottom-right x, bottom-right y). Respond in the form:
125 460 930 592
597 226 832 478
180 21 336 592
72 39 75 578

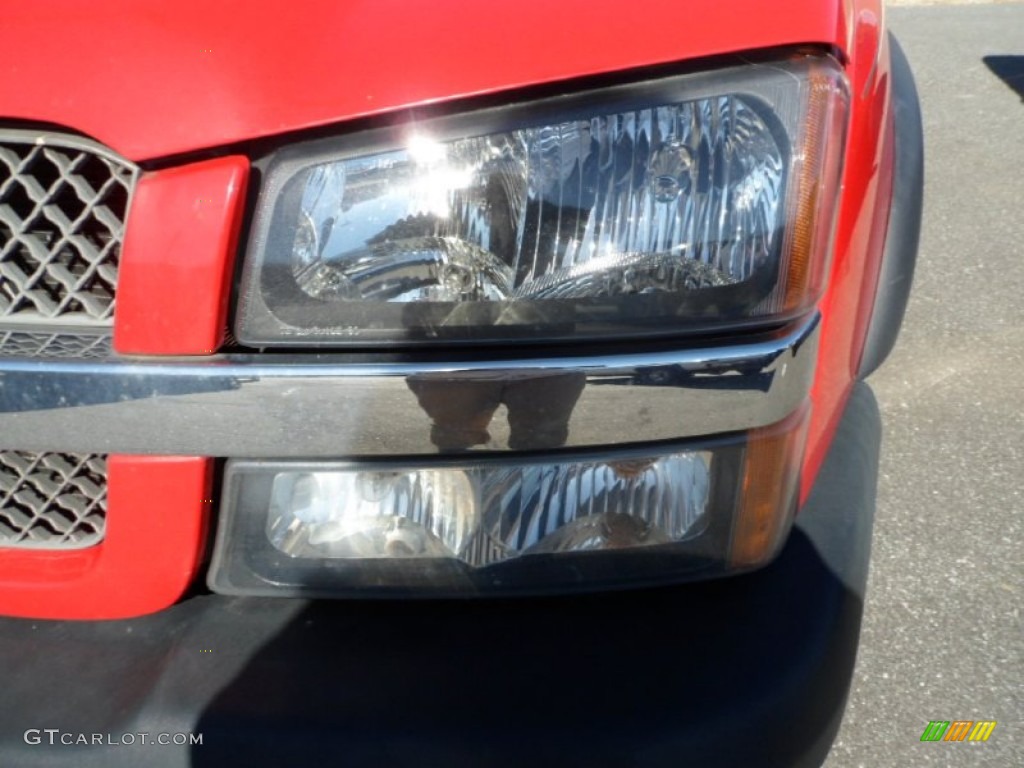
983 55 1024 101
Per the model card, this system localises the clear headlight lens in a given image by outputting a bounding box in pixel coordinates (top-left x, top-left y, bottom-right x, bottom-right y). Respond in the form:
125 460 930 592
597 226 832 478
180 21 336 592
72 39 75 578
267 454 710 566
208 408 808 597
238 54 848 346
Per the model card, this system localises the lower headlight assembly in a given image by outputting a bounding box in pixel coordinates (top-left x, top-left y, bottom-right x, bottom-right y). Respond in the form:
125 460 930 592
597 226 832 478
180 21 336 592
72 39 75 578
208 408 807 597
238 53 848 346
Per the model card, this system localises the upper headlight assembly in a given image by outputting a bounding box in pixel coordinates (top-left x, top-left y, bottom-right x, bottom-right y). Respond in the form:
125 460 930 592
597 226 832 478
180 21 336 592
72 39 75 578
237 53 848 346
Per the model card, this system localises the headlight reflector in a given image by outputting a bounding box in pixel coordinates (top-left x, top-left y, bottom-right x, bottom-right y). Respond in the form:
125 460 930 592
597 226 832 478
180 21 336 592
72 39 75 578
266 453 709 566
238 54 848 346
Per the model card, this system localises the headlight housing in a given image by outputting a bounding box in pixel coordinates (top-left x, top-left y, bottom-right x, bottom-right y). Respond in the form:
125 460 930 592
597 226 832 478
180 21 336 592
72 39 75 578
237 53 848 347
208 407 808 598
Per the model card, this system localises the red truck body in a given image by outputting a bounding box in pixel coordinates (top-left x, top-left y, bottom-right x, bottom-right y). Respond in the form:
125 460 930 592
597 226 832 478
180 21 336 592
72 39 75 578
1 0 895 617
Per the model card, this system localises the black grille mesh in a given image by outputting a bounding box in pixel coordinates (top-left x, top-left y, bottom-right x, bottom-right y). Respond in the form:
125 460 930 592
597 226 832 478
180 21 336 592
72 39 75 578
0 451 107 549
0 134 136 324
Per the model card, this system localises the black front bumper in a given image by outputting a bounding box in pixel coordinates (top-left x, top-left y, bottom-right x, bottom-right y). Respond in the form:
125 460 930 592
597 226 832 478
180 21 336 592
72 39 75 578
0 383 879 768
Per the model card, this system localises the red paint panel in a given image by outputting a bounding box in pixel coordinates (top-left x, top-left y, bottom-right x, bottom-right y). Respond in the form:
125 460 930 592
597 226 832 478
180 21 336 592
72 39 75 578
0 457 211 620
800 2 892 502
114 157 249 355
0 0 844 162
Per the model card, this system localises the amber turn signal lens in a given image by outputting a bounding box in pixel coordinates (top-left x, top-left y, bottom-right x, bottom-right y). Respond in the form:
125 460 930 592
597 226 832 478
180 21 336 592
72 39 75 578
730 404 810 567
781 70 849 313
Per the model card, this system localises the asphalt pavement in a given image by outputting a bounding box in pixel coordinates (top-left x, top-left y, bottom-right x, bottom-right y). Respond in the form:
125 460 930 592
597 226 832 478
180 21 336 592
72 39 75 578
823 3 1023 767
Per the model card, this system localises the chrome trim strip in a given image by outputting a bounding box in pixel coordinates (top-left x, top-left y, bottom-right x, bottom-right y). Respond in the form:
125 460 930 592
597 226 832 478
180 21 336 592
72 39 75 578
0 315 818 457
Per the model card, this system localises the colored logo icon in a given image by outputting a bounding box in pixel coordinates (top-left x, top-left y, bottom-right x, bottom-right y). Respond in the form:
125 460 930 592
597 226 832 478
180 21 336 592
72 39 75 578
920 721 996 742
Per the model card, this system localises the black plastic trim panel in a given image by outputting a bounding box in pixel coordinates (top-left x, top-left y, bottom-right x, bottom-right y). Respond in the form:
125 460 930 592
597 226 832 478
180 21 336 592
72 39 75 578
858 33 924 378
